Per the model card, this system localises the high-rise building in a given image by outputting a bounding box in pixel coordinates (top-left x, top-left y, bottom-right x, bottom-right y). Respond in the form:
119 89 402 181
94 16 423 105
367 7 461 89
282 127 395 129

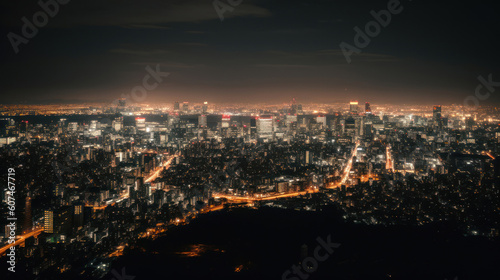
44 207 72 235
305 150 312 165
494 157 500 185
466 117 475 130
433 105 443 129
112 117 123 131
202 102 208 114
73 204 84 230
89 120 98 131
350 101 359 115
182 102 189 112
135 177 151 199
433 105 442 120
135 117 146 131
365 102 372 115
58 118 66 133
174 101 180 111
355 118 364 136
290 98 298 114
257 115 274 138
135 177 145 198
222 115 230 128
345 117 356 135
68 122 78 132
198 115 207 128
316 115 327 128
286 114 298 127
44 210 54 233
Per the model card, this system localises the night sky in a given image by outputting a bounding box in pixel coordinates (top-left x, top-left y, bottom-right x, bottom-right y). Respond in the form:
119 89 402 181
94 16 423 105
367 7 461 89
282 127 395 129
1 0 499 105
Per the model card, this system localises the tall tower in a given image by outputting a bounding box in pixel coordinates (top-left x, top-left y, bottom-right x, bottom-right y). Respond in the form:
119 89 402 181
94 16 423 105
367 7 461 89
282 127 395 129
135 117 146 132
202 102 208 114
316 115 327 128
350 101 359 115
433 105 443 129
291 98 298 114
257 115 274 138
44 210 54 233
433 105 442 121
365 102 372 115
222 115 231 128
112 117 123 131
73 204 84 230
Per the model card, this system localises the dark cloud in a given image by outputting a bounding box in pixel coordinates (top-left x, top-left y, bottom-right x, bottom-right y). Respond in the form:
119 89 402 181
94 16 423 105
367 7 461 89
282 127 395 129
1 0 271 27
0 0 499 105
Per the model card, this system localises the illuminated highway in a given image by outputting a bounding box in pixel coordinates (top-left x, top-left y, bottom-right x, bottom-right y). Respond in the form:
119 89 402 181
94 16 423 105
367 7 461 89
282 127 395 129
485 152 495 160
213 189 318 202
0 228 43 256
201 205 225 213
327 140 360 189
386 144 394 171
121 154 176 199
145 154 176 183
88 154 177 209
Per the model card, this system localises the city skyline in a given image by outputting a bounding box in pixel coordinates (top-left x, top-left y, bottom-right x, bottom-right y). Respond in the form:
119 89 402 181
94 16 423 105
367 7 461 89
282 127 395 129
1 1 500 279
1 100 499 279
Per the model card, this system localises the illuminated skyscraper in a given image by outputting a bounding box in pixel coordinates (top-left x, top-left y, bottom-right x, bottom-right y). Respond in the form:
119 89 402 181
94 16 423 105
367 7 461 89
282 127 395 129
182 102 189 112
345 117 356 135
433 105 442 121
291 98 298 114
305 150 312 165
365 102 372 115
286 114 298 127
257 115 274 138
89 120 98 131
316 115 327 128
58 119 66 134
44 207 71 235
202 102 208 114
112 117 123 131
68 122 78 132
135 117 146 131
350 101 359 115
174 101 180 111
433 105 443 129
73 204 84 230
44 210 54 233
222 115 231 128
